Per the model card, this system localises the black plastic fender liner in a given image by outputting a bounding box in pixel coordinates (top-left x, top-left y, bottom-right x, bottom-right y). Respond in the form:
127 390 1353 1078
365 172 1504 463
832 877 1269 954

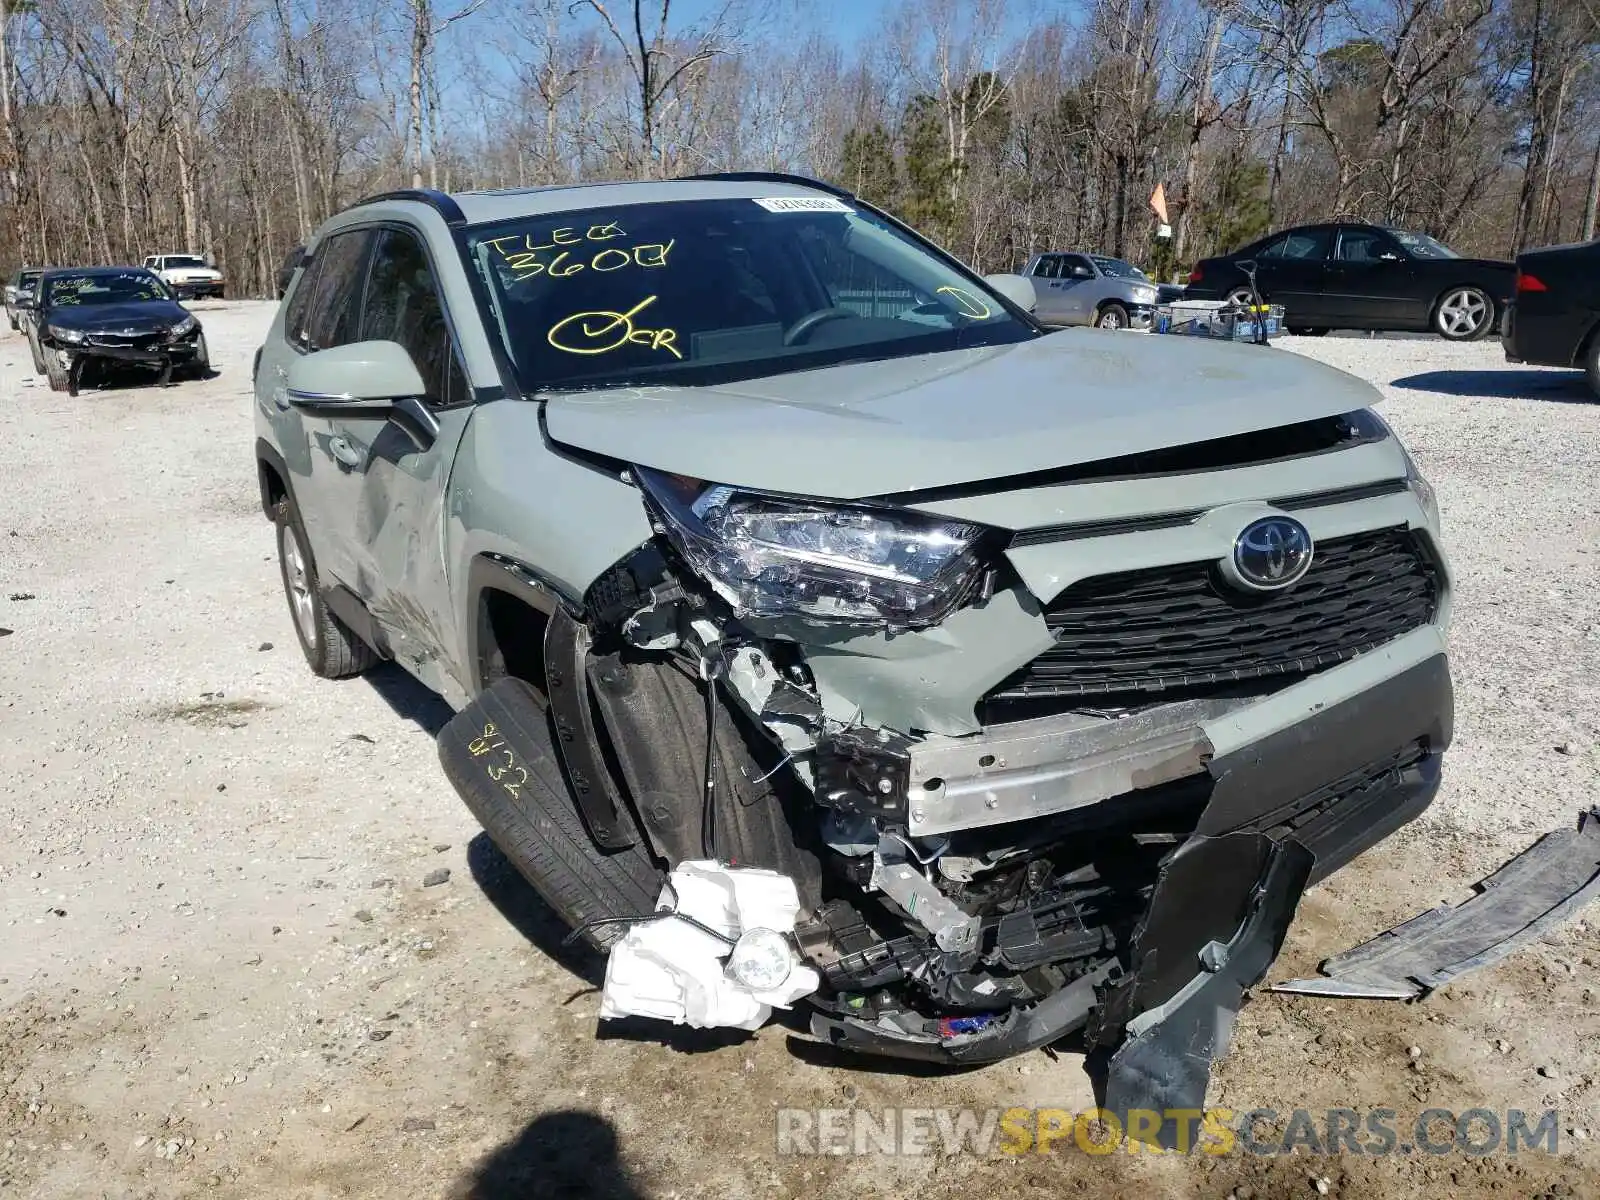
542 610 636 850
1272 806 1600 1001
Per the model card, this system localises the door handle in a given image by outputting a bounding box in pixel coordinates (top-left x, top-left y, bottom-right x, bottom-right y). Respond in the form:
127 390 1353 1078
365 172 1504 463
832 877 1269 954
328 435 363 468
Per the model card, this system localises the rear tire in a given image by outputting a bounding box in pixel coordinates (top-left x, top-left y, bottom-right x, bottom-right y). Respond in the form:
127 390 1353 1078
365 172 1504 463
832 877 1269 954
1226 286 1258 307
438 677 663 950
1096 302 1129 331
1585 331 1599 400
274 497 379 679
1288 326 1329 337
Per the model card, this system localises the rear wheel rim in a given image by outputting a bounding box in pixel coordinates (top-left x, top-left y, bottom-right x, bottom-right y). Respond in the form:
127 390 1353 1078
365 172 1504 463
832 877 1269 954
1438 288 1489 337
280 523 317 645
1227 288 1255 306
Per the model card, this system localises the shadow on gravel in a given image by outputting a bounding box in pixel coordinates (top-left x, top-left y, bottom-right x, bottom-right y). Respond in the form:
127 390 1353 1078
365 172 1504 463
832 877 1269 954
467 832 605 986
454 1108 646 1200
364 662 453 735
1392 368 1594 402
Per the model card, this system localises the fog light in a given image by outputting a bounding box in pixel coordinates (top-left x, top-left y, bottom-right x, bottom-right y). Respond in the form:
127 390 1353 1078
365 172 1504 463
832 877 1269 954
728 928 796 991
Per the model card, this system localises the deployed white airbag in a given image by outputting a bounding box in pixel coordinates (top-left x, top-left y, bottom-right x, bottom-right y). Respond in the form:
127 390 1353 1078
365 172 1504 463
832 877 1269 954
598 860 820 1030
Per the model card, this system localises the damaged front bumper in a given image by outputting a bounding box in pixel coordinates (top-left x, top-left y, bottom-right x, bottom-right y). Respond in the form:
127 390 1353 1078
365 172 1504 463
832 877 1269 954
808 645 1452 1067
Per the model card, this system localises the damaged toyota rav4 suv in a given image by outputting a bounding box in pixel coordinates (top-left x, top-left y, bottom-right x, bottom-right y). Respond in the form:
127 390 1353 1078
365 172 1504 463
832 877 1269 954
254 175 1454 1123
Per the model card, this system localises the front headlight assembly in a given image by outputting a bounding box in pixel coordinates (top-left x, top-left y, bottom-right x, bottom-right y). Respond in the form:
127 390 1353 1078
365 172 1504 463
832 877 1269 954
46 324 85 344
635 467 990 628
169 315 199 339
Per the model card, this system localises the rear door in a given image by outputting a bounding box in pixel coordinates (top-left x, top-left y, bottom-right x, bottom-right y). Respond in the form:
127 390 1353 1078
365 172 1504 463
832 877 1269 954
315 225 477 687
1253 227 1335 321
1325 226 1416 326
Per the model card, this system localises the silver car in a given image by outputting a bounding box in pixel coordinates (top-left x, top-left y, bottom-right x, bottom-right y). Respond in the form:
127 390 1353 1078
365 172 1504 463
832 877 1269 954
1023 251 1160 329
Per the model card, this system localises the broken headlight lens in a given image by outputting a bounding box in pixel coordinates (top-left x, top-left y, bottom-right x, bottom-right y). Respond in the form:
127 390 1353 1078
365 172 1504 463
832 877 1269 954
636 467 988 626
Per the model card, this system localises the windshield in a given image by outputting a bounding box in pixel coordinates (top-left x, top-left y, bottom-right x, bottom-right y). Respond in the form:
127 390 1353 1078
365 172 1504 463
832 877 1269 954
1090 256 1149 280
1388 230 1458 259
47 272 170 306
469 197 1037 391
163 255 209 269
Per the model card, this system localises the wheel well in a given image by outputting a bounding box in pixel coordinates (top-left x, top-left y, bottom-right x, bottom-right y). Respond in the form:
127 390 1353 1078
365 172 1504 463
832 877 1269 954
477 588 549 697
257 458 287 519
1575 318 1600 368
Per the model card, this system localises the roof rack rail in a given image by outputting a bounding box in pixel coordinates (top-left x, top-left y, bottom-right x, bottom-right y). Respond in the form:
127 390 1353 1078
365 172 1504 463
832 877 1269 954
340 188 467 227
676 171 856 201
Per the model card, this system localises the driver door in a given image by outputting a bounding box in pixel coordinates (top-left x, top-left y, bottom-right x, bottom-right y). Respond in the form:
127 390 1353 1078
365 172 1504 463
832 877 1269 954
308 225 477 693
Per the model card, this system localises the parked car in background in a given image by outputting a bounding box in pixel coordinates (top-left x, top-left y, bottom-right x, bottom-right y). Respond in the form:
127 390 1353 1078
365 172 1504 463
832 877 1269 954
276 244 306 299
5 267 43 331
1501 237 1600 398
27 266 209 394
1022 251 1160 329
143 253 226 299
1186 223 1514 341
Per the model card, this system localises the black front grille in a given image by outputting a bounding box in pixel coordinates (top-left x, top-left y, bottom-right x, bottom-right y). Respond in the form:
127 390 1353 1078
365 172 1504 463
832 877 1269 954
87 332 162 350
990 526 1438 704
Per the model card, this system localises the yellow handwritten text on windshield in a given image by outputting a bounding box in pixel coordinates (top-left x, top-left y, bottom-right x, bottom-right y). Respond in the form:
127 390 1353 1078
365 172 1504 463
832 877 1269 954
936 286 992 319
547 295 682 360
484 225 674 284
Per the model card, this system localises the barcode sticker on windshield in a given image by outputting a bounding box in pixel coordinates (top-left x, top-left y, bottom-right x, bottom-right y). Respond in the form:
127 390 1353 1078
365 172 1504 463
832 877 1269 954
752 196 853 214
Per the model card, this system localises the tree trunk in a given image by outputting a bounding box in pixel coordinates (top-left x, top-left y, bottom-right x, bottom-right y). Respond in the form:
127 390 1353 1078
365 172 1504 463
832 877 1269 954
0 0 28 263
1267 84 1291 228
1583 135 1600 243
1174 8 1223 265
410 0 428 188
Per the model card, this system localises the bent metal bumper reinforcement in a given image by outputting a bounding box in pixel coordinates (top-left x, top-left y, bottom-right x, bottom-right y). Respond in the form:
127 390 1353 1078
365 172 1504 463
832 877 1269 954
897 698 1246 836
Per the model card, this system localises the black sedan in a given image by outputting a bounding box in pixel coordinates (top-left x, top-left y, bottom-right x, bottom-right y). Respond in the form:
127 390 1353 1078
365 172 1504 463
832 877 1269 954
26 266 209 395
1185 223 1515 341
1501 237 1599 398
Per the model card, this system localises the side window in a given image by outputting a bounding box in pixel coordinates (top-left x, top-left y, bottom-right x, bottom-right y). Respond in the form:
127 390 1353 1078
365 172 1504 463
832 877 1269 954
1336 229 1392 263
1031 256 1057 279
360 227 468 407
294 230 373 352
1063 254 1094 278
1262 229 1332 261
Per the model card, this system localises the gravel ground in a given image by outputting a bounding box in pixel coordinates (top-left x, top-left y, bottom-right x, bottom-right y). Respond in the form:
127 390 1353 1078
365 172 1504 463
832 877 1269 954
1 308 1597 1199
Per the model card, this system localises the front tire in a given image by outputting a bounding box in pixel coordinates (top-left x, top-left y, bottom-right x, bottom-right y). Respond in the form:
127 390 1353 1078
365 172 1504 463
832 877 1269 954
437 678 664 951
1096 302 1129 331
27 327 46 375
274 497 379 679
1289 326 1330 337
1585 332 1599 400
184 333 210 379
1434 286 1494 341
44 349 72 394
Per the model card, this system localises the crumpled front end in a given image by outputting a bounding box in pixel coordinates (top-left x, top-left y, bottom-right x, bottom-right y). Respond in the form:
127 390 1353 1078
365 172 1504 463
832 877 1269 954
560 406 1454 1116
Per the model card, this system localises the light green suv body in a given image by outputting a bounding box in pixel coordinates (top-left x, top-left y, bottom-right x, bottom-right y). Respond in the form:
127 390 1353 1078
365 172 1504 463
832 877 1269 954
253 174 1453 1111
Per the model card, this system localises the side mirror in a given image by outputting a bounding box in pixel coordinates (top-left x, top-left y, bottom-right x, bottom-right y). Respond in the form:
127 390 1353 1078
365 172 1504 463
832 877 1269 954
286 340 438 450
983 273 1037 314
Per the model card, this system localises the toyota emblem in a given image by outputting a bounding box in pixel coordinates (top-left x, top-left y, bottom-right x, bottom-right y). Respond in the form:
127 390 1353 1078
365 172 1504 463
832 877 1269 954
1227 516 1314 591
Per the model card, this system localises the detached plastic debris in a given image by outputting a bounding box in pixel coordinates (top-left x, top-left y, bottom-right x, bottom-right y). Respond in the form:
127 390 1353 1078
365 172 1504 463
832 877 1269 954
1272 808 1600 1001
598 860 821 1031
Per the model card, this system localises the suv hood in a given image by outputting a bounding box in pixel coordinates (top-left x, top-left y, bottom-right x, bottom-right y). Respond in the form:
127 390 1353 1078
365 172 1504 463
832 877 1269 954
543 331 1383 500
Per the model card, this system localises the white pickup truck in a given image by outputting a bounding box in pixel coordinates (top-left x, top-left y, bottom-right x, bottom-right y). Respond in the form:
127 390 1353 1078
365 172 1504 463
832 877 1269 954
143 253 225 300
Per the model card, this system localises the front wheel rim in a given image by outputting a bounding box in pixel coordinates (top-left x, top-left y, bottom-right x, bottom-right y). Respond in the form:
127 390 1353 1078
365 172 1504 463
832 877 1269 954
1439 289 1488 336
280 523 317 645
1099 311 1124 329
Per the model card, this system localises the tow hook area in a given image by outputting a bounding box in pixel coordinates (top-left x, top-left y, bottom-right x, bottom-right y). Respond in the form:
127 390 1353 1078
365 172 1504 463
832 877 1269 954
1272 807 1600 1001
